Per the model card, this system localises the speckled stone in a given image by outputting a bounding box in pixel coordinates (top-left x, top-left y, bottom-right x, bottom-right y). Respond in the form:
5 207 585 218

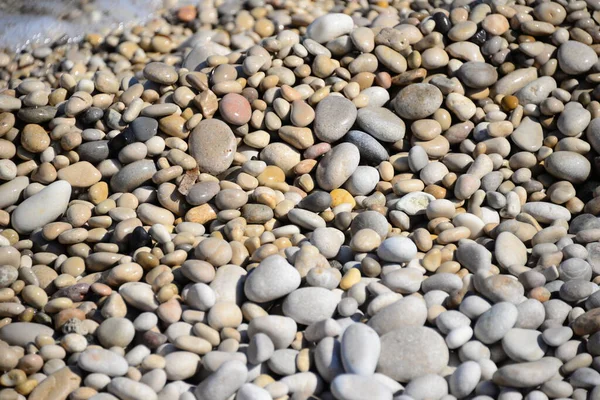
392 83 443 120
357 107 406 142
314 96 357 143
189 119 237 175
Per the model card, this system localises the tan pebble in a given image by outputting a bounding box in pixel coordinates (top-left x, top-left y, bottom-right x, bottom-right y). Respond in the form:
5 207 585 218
21 124 50 153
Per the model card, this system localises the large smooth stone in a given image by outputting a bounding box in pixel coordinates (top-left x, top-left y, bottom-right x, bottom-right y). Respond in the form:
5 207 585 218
544 151 591 184
377 326 449 382
316 143 360 191
392 83 443 120
356 107 406 142
0 322 55 347
493 357 562 388
189 119 237 175
282 287 341 325
11 180 71 234
314 96 357 143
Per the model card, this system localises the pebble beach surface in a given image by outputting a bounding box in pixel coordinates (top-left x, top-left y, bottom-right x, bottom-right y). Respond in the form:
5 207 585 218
3 0 600 399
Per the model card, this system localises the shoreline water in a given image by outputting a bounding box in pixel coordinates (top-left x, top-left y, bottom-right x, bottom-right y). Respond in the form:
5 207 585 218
0 0 165 52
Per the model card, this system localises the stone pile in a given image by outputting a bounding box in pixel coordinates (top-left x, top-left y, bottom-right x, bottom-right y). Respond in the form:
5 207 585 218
0 0 600 399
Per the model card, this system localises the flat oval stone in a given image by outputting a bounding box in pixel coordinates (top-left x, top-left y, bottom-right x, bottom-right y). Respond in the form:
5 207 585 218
78 140 110 163
495 231 528 269
314 96 357 143
316 143 360 191
108 377 157 400
0 322 54 347
392 83 443 120
306 13 354 43
143 62 178 85
474 302 518 344
345 130 389 165
356 107 405 142
195 360 247 400
187 181 220 206
377 326 449 382
78 348 129 376
0 176 29 209
456 62 498 89
282 287 341 325
493 67 538 96
28 366 81 400
12 180 71 234
219 93 251 125
502 328 547 362
341 323 381 376
377 236 417 263
110 160 157 193
189 119 237 175
131 117 158 141
521 202 571 223
586 118 600 154
544 151 591 184
558 41 598 75
493 357 562 388
57 161 102 188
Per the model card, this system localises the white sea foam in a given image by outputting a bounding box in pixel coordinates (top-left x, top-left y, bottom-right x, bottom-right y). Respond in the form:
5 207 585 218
0 0 164 51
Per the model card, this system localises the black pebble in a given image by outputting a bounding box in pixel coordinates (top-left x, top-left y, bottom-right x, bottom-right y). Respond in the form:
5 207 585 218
298 191 332 213
470 29 488 46
130 226 151 249
80 107 104 125
432 12 451 34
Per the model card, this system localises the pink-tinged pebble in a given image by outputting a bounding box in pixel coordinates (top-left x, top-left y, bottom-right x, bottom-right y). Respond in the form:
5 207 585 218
219 93 251 125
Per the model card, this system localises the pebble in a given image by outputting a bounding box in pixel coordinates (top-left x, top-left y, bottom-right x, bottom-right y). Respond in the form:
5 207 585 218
341 323 380 376
345 130 389 165
194 360 247 400
219 93 251 125
282 287 340 325
0 1 600 398
244 255 301 302
493 358 562 388
456 62 498 89
316 143 360 191
511 117 543 151
189 119 236 175
378 326 449 382
356 107 405 142
11 180 71 234
558 41 599 75
313 96 357 143
474 302 519 344
545 151 591 184
396 192 436 216
108 377 157 400
78 348 129 376
331 374 392 400
110 160 157 193
377 236 417 263
392 83 443 120
306 13 354 44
